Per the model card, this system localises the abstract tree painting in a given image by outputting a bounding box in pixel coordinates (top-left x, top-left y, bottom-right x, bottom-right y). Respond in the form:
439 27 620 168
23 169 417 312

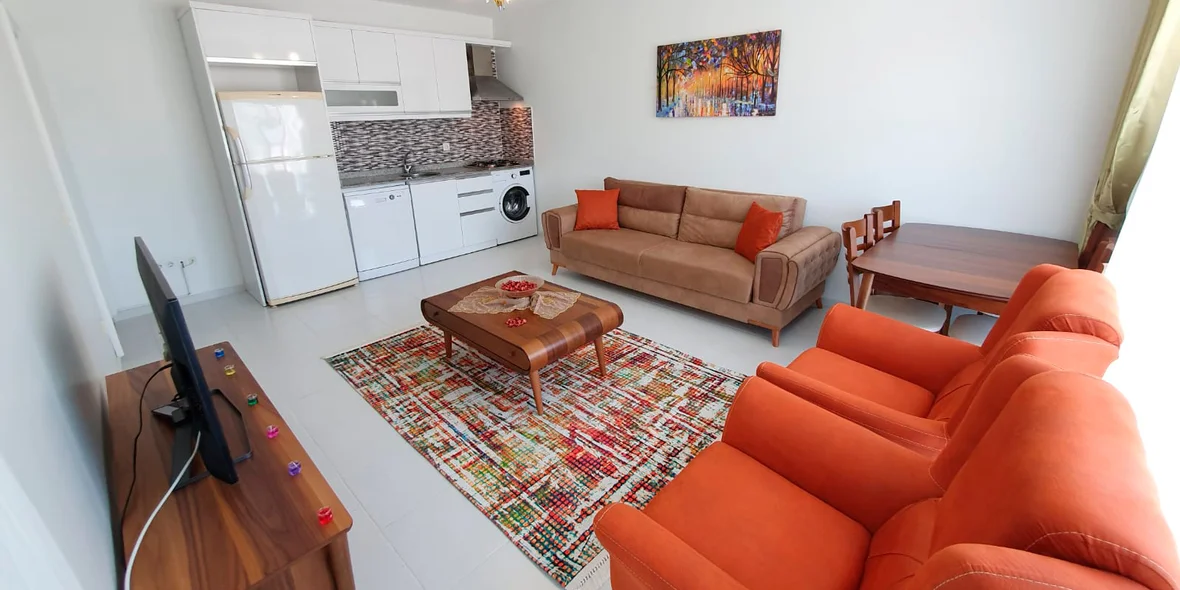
657 30 782 118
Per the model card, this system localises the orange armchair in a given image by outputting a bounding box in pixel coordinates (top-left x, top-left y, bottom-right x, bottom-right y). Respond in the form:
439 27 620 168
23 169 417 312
756 264 1122 454
594 372 1178 590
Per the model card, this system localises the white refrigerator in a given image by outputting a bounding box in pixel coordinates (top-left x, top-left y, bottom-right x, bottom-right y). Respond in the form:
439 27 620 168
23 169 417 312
219 92 358 306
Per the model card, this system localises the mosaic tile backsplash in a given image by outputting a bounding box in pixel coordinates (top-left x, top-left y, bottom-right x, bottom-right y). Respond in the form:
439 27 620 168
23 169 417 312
331 101 534 172
501 106 534 161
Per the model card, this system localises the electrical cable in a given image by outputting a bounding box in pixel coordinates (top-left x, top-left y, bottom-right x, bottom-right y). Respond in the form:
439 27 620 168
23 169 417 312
118 363 172 537
123 430 201 590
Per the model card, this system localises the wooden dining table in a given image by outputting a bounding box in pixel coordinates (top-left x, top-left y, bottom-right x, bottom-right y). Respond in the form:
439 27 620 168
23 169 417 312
852 223 1079 315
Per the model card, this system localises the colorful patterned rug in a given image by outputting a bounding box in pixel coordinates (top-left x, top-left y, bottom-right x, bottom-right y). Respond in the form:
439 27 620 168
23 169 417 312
325 325 744 587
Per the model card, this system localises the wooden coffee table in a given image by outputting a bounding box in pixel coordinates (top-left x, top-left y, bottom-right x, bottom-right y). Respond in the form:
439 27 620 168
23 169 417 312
421 271 624 414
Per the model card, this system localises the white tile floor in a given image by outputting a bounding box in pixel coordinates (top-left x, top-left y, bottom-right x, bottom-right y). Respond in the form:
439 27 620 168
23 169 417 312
115 237 825 590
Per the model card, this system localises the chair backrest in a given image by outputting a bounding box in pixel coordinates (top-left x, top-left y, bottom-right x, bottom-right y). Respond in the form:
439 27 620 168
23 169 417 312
928 372 1179 590
979 265 1123 355
871 200 901 241
841 212 878 305
932 340 1116 486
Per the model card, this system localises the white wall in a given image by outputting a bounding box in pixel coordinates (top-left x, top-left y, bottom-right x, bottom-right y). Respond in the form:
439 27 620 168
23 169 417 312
1 3 122 588
6 0 492 315
494 0 1148 299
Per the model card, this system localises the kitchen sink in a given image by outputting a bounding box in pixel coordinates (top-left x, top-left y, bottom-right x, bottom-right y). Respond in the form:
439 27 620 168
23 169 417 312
402 171 442 179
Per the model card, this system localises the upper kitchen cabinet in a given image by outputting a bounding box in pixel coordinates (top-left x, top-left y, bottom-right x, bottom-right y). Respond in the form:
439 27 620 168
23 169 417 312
313 25 401 85
353 31 401 85
432 38 472 114
395 34 441 114
312 25 359 82
192 4 316 65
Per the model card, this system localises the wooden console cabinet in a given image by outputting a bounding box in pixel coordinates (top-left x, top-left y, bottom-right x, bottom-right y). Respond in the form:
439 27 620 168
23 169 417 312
105 342 354 589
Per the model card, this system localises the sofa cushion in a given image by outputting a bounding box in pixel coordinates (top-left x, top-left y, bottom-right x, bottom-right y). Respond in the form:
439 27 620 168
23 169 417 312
678 187 806 249
639 240 755 303
788 348 935 417
561 228 671 276
604 177 687 238
644 443 870 590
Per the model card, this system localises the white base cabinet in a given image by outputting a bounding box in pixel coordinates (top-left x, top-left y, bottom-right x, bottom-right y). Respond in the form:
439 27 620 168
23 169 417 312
409 179 465 264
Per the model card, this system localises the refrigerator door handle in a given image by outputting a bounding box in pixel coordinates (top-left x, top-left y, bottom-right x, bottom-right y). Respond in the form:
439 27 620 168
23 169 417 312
224 125 252 199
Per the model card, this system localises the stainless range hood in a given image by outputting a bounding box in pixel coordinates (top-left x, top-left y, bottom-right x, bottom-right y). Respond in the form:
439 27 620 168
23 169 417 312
467 45 524 102
470 75 524 102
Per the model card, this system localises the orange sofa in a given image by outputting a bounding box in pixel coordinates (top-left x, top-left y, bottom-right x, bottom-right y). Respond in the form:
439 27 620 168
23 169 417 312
593 367 1179 590
756 264 1122 454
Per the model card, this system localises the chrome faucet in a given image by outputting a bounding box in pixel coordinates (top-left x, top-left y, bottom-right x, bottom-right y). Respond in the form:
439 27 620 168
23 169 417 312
402 152 414 175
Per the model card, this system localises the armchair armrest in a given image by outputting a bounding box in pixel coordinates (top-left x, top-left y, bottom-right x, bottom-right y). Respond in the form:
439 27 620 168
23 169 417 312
755 362 949 456
817 303 984 392
593 504 747 590
722 377 942 531
541 204 578 251
753 226 841 309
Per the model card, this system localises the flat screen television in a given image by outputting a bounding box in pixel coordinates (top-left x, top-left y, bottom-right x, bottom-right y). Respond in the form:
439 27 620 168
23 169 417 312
135 237 239 486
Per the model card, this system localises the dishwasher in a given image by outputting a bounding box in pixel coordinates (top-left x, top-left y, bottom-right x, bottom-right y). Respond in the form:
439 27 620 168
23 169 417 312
342 183 420 281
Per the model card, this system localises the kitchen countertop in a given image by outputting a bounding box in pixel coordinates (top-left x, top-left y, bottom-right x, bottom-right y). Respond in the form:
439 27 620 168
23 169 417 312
339 160 534 190
339 165 490 190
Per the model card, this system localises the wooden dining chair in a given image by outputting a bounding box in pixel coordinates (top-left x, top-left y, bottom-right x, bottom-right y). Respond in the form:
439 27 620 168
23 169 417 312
841 212 945 332
871 200 901 241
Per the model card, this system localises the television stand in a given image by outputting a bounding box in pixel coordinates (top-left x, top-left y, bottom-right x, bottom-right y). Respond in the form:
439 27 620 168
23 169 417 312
151 387 252 489
106 342 355 589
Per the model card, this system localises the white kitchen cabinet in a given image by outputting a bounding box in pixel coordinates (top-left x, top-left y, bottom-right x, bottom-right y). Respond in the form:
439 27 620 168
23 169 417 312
410 179 464 263
353 30 401 84
395 34 441 114
313 25 359 82
460 209 500 248
432 38 472 113
194 8 316 64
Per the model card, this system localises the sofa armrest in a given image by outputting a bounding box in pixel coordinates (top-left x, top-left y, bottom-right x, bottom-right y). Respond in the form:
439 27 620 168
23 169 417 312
755 362 948 456
542 204 578 251
722 377 942 531
817 304 984 393
753 226 841 309
593 504 748 590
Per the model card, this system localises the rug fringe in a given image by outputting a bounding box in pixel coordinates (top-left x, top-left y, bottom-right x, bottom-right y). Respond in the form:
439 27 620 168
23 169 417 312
568 551 611 590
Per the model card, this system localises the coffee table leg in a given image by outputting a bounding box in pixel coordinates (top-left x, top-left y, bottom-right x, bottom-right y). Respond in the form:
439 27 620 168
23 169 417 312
594 337 608 378
529 370 543 414
444 331 453 359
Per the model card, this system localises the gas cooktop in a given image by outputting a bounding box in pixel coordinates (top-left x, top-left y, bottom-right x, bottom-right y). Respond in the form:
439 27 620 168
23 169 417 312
467 159 527 170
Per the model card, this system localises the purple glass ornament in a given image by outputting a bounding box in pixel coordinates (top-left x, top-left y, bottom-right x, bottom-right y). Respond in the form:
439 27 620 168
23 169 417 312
287 460 302 476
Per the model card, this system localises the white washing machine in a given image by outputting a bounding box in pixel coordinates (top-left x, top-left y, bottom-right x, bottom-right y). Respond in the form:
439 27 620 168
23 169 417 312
493 167 537 244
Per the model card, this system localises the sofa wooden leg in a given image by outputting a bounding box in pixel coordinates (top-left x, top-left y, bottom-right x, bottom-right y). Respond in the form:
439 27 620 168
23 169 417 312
815 297 824 309
551 263 560 276
770 328 780 348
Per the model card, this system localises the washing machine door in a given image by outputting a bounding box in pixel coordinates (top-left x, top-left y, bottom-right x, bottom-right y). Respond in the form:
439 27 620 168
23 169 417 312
501 186 531 223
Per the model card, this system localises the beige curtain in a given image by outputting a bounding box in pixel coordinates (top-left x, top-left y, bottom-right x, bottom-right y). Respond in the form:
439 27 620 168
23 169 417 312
1084 0 1180 243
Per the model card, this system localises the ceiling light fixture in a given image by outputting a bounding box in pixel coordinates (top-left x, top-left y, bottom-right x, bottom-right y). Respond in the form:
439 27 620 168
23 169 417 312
487 0 510 10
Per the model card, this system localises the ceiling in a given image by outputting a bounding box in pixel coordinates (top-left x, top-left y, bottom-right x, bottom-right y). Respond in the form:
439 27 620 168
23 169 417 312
377 0 508 17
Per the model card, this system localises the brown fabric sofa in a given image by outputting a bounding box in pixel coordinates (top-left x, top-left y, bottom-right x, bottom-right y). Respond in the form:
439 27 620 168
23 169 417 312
543 178 841 346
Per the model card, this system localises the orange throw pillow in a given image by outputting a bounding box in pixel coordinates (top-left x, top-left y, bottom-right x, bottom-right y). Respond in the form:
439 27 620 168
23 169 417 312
574 189 620 230
735 202 784 262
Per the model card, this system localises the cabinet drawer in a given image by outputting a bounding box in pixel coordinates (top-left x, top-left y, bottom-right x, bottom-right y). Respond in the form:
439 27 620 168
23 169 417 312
455 176 494 195
460 209 500 246
457 187 497 213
